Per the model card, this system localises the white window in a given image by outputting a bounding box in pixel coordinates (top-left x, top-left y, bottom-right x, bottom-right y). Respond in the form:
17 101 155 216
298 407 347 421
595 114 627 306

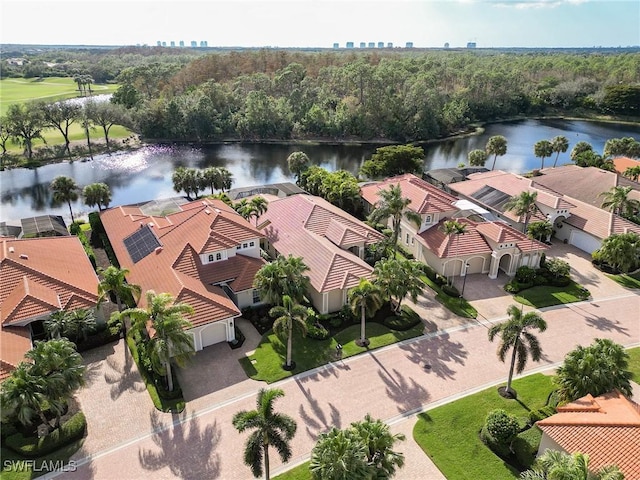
425 215 432 224
216 253 222 261
243 243 248 249
237 245 241 250
208 254 214 262
249 241 255 247
411 237 415 245
252 290 261 304
406 234 410 244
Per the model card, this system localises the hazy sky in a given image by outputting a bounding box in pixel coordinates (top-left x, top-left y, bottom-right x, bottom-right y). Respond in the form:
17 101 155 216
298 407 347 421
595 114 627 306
1 0 639 48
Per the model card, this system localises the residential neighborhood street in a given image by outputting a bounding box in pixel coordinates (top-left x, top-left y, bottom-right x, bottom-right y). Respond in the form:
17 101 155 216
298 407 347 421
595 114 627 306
60 270 639 480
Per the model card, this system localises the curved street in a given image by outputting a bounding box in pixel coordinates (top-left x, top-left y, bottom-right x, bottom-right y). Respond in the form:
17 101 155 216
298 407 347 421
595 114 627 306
59 249 639 480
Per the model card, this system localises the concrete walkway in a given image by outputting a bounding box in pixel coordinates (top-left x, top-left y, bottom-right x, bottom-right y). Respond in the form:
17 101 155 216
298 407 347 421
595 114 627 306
61 288 639 480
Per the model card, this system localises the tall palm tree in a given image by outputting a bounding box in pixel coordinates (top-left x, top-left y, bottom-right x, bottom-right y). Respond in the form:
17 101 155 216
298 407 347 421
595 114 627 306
487 304 547 397
599 186 640 217
254 255 310 305
520 450 624 480
504 191 539 234
623 165 640 182
232 388 297 480
348 279 384 347
468 149 488 167
97 265 142 318
597 232 640 274
350 414 406 478
373 258 424 313
534 140 553 170
550 135 569 168
368 184 421 258
250 196 268 219
50 175 79 223
123 291 195 391
82 182 112 211
219 167 233 192
527 220 553 243
486 135 508 170
269 295 308 370
442 220 467 287
201 166 221 195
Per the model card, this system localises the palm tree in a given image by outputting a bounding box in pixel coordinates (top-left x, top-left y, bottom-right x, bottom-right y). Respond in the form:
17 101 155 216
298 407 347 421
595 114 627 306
63 309 96 343
550 135 569 168
351 414 405 478
534 140 553 170
50 175 79 223
250 196 268 219
348 279 384 347
123 291 195 391
597 232 640 274
570 141 594 162
234 199 255 220
599 186 640 217
468 149 488 167
441 220 467 287
486 135 508 170
201 166 221 195
269 295 308 370
487 304 547 398
82 182 112 211
254 255 310 305
232 388 297 480
0 362 50 432
287 151 310 185
368 184 422 258
527 220 553 243
555 338 632 402
623 165 640 182
373 258 425 313
97 265 142 315
219 167 233 192
310 427 371 480
44 310 67 339
520 450 624 480
504 191 539 234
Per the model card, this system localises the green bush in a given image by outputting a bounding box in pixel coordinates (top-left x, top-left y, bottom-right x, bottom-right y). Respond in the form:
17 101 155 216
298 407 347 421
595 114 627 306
549 276 571 287
533 275 547 286
485 409 519 448
423 264 438 281
516 266 536 283
383 305 421 331
5 412 86 458
306 322 330 340
546 258 571 278
528 405 556 425
435 274 447 286
480 424 511 458
513 426 542 469
441 284 460 297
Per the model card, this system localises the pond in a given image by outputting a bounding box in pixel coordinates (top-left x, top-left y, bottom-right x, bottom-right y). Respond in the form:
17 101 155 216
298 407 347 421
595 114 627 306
1 118 639 224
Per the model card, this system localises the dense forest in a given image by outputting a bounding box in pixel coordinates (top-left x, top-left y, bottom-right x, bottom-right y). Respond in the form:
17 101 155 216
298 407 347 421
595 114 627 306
3 47 640 145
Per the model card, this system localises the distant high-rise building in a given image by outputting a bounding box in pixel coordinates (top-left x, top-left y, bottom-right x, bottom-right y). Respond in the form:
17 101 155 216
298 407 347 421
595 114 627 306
444 42 450 49
200 41 208 47
359 42 366 48
162 41 166 47
466 42 476 48
170 41 175 47
346 42 354 48
368 42 375 48
377 42 384 48
387 42 393 48
179 41 184 47
333 43 339 49
190 41 197 47
157 41 162 47
405 42 414 48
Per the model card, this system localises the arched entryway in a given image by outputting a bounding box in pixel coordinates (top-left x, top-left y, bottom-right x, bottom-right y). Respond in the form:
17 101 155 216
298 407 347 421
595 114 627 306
498 253 513 275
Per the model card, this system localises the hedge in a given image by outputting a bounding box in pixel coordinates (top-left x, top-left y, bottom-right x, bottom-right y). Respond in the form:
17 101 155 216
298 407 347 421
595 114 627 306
70 222 97 270
513 426 542 469
5 412 86 458
528 405 556 425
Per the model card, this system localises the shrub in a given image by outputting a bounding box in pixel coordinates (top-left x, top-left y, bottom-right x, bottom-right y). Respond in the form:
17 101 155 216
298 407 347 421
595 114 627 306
546 258 571 279
528 406 556 425
383 305 421 331
512 426 542 469
423 264 438 281
328 315 343 329
441 284 460 297
484 409 519 449
5 412 86 458
307 322 330 340
434 274 447 286
516 266 536 283
533 275 547 286
549 276 571 287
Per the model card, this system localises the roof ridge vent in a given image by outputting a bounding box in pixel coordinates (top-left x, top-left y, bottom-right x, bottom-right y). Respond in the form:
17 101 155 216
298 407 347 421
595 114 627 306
8 246 15 253
19 253 28 260
204 209 211 215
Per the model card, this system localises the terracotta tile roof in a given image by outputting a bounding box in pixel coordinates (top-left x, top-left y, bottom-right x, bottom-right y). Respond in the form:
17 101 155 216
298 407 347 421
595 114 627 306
536 165 640 207
562 196 640 240
0 237 98 380
101 198 265 329
613 156 640 176
258 195 382 293
360 174 458 215
537 391 640 478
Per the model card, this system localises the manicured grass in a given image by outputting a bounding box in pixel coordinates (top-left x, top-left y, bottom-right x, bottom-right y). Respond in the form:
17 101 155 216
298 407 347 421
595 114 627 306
274 462 312 480
513 281 590 308
413 374 554 480
421 275 478 319
1 439 84 480
627 347 640 383
606 271 640 289
240 321 425 384
0 77 118 115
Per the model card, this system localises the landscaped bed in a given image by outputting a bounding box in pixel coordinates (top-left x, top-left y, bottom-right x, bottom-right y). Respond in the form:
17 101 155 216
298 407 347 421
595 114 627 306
513 281 591 308
606 271 640 289
413 373 554 480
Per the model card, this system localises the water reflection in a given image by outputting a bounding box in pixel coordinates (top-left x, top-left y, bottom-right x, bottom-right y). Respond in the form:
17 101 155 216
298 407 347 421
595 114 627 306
0 119 638 224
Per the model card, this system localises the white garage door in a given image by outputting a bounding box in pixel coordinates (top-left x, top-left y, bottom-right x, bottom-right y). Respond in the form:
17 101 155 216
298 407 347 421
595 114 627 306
569 230 601 254
201 322 228 348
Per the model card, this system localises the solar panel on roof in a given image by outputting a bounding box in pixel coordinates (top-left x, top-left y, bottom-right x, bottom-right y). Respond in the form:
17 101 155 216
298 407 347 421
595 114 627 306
123 225 162 263
471 186 511 210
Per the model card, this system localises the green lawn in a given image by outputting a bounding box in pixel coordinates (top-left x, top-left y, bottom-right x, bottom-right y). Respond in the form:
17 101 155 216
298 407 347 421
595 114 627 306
421 275 478 319
0 77 118 115
274 463 312 480
413 374 554 480
1 439 84 480
606 271 640 289
240 322 425 384
513 281 590 308
628 347 640 383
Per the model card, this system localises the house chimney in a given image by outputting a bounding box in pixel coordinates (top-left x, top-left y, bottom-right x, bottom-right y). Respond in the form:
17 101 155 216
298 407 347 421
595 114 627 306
8 247 14 253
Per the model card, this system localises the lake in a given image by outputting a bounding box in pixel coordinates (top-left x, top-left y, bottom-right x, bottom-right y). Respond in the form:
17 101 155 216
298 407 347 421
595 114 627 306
1 118 639 224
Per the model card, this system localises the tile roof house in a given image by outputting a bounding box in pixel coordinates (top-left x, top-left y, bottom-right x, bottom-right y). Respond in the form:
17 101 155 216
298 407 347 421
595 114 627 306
257 194 385 314
612 156 640 178
450 169 640 254
0 237 99 380
537 390 640 479
101 198 266 351
361 174 549 279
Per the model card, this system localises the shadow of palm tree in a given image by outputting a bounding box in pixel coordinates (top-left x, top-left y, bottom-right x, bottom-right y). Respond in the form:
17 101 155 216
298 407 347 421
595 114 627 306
377 367 430 412
82 362 102 387
399 332 468 380
104 344 146 400
138 411 221 478
584 315 630 336
295 378 341 440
